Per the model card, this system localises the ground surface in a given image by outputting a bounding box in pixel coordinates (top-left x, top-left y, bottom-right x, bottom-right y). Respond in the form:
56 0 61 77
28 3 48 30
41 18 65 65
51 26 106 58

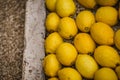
0 0 26 79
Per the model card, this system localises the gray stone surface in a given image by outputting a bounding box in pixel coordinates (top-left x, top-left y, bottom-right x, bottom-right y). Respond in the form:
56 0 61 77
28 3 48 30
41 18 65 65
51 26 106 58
22 0 46 80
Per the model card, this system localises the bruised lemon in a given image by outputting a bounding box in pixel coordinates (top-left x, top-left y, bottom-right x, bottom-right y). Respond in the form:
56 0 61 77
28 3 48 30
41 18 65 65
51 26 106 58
56 0 76 17
56 42 78 66
45 12 60 32
94 68 118 80
58 67 82 80
75 54 99 79
57 17 78 39
77 0 96 9
45 32 63 54
76 10 95 32
95 6 118 26
96 0 118 6
115 29 120 50
43 54 62 77
74 33 96 54
45 0 56 11
90 22 114 45
94 45 120 68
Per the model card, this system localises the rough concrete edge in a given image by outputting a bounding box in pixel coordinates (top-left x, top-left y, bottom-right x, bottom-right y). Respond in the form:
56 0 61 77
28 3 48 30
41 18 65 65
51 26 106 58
22 0 46 80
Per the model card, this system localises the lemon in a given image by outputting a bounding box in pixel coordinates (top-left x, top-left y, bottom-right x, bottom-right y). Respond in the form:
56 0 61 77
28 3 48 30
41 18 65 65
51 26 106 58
94 67 118 80
45 12 60 32
95 6 118 26
45 32 63 54
115 29 120 50
119 6 120 19
94 45 120 68
115 66 120 79
45 0 56 11
56 42 78 66
75 54 99 79
76 10 95 32
43 54 62 77
96 0 118 6
48 77 58 80
56 0 76 17
57 17 78 39
77 0 96 9
90 22 114 45
58 67 82 80
74 33 96 54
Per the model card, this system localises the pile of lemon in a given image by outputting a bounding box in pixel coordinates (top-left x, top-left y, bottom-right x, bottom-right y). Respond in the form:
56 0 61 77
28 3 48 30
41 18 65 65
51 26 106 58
43 0 120 80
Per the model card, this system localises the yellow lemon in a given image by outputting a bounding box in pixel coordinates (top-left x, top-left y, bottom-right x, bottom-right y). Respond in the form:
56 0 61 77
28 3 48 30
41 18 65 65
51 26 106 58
90 22 114 45
58 67 82 80
56 0 76 17
45 12 60 32
48 77 59 80
45 32 63 54
115 29 120 50
119 5 120 19
74 33 96 54
45 0 56 11
95 6 118 26
115 66 120 79
76 10 95 32
75 54 99 79
77 0 96 9
43 54 62 77
94 67 118 80
96 0 118 6
94 45 120 68
56 42 78 66
57 17 78 39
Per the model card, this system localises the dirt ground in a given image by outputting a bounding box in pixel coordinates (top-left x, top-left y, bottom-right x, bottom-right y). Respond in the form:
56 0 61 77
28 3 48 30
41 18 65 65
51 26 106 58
0 0 26 79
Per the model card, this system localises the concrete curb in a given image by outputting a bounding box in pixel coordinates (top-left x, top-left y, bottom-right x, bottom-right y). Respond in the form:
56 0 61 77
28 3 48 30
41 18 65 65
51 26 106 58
22 0 46 80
